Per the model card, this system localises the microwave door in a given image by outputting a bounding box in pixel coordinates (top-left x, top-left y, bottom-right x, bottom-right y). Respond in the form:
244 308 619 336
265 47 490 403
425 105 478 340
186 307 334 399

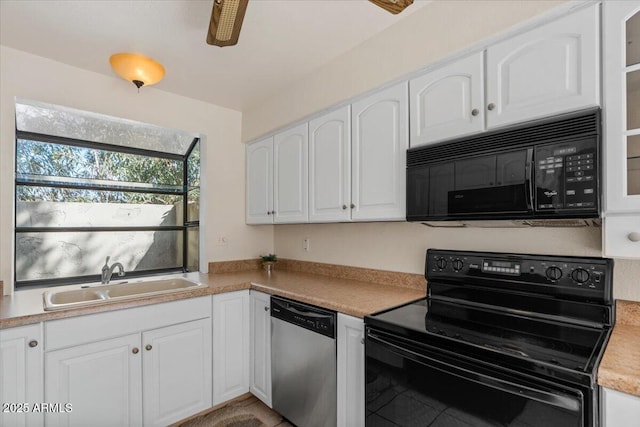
448 150 532 217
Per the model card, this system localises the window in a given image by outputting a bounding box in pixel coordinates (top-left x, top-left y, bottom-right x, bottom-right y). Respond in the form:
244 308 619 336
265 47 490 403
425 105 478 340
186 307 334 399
14 100 200 288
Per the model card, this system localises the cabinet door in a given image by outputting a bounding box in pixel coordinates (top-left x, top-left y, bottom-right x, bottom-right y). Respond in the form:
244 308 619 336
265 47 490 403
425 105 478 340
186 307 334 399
604 1 640 214
602 387 640 427
604 215 640 259
45 334 142 427
142 318 212 427
250 291 272 407
0 323 43 427
309 106 352 222
274 123 309 223
410 52 484 147
246 137 274 224
486 4 599 129
337 314 365 427
213 290 250 405
352 81 409 221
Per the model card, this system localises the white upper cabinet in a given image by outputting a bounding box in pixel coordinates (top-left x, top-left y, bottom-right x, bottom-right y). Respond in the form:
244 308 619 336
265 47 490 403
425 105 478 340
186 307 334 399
486 4 599 129
352 82 409 221
1 323 43 427
410 52 484 147
309 106 352 222
246 137 274 224
603 0 640 259
274 123 309 223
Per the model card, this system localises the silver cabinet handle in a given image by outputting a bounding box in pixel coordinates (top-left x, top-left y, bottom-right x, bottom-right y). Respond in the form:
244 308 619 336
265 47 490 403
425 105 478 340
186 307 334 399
487 103 496 111
342 205 347 210
264 306 269 311
628 232 640 242
28 340 38 348
350 203 356 209
272 211 276 215
132 347 139 354
471 108 479 116
145 344 152 351
267 211 271 215
360 338 365 345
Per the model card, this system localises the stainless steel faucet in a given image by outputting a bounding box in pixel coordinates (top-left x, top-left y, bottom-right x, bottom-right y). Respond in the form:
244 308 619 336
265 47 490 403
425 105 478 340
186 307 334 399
101 256 125 284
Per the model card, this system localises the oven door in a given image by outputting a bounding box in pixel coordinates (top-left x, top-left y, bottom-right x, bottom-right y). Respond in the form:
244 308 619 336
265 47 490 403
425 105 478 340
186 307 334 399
366 329 587 427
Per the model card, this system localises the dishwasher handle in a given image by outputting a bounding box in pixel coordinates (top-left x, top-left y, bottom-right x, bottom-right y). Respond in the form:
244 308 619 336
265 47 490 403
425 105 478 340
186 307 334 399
271 296 336 339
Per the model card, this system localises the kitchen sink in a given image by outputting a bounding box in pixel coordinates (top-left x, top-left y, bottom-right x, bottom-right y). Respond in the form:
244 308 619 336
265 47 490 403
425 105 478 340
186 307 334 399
43 278 206 311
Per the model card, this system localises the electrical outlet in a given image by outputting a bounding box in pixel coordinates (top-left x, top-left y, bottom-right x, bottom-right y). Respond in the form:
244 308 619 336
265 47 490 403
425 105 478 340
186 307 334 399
302 238 310 251
216 236 228 246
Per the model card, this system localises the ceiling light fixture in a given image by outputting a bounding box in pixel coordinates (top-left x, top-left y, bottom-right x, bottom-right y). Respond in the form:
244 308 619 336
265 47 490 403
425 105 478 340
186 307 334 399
369 0 414 14
207 0 249 47
109 53 166 91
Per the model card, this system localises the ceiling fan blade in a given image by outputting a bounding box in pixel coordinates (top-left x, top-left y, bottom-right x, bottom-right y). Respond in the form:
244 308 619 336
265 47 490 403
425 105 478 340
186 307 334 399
369 0 414 15
207 0 249 47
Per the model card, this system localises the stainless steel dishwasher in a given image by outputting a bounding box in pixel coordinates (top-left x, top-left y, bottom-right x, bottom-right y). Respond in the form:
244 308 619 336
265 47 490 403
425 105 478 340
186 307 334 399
271 296 337 427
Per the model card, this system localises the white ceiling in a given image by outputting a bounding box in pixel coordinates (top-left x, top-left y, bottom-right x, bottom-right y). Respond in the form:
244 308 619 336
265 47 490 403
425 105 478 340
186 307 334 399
0 0 429 111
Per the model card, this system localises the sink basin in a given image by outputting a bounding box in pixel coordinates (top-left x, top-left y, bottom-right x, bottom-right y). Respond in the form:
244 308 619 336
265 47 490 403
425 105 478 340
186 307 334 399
43 278 206 311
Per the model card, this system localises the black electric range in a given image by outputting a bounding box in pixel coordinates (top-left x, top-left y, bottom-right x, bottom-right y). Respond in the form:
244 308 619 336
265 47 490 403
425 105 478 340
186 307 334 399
365 250 613 427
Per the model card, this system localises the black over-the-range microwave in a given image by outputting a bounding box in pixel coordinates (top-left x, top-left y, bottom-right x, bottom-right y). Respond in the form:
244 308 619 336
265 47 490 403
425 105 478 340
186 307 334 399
406 109 602 223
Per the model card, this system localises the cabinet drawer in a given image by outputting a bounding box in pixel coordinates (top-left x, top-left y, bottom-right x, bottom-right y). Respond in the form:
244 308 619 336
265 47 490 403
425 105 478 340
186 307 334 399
603 215 640 258
45 296 211 351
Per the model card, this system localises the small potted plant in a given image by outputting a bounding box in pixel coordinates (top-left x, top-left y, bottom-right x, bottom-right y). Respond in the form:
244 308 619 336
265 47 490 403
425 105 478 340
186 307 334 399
261 253 277 274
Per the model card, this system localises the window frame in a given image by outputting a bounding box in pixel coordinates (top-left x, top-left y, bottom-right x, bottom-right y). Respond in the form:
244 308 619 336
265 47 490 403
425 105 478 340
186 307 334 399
14 130 200 289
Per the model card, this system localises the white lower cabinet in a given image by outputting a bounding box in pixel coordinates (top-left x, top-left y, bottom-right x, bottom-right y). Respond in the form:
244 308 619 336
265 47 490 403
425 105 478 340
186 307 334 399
45 334 142 427
43 297 212 427
0 323 44 427
249 290 272 407
143 319 212 427
337 313 365 427
602 387 640 427
213 290 250 405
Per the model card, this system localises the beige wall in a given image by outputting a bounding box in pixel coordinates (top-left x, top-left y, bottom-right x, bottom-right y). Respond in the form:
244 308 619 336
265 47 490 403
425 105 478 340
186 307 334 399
245 0 640 302
0 46 273 294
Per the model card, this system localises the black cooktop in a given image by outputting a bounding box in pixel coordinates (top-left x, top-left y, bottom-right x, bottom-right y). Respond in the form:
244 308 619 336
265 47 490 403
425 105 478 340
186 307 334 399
366 250 614 386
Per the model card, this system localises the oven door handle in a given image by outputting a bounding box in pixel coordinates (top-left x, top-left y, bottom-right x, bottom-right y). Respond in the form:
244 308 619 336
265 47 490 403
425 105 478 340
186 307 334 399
367 332 582 413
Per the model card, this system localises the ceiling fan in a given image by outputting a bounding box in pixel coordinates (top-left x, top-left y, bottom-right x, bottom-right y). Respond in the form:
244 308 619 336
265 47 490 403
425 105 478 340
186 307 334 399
206 0 414 47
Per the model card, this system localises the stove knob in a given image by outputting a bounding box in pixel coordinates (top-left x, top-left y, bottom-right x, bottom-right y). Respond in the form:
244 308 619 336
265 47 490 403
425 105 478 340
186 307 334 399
545 266 563 281
452 259 464 271
436 257 447 270
571 268 590 284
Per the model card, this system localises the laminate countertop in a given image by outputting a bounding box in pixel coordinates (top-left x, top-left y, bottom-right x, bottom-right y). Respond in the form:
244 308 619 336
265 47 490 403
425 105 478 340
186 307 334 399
598 300 640 397
0 269 426 329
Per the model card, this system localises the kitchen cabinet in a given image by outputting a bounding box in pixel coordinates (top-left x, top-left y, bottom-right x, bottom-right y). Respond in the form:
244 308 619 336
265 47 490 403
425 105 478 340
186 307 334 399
603 0 640 258
142 319 212 427
410 52 484 147
246 137 274 224
44 296 212 427
45 334 142 427
337 313 364 427
249 290 272 407
0 323 43 427
351 81 408 221
213 290 250 405
274 123 309 223
485 4 599 129
309 106 352 222
601 387 640 427
246 124 309 225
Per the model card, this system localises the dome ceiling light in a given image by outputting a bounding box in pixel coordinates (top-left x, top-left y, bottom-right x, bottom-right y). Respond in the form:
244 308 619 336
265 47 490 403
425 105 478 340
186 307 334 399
109 53 166 91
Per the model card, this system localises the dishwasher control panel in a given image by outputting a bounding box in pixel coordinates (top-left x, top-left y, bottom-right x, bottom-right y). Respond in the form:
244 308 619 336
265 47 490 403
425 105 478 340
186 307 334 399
271 296 336 339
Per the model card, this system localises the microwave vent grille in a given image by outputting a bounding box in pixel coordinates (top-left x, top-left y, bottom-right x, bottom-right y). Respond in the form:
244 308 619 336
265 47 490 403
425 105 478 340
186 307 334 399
407 109 600 166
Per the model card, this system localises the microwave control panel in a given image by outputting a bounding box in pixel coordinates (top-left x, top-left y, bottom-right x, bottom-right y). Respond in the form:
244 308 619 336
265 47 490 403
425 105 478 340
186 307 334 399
535 139 598 212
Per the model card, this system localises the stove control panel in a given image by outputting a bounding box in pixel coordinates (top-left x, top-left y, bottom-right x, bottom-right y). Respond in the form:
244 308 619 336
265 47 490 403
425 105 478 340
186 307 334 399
427 250 613 303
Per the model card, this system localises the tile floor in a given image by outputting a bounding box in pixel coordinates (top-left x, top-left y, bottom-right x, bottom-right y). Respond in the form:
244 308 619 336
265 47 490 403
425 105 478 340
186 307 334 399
179 395 293 427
